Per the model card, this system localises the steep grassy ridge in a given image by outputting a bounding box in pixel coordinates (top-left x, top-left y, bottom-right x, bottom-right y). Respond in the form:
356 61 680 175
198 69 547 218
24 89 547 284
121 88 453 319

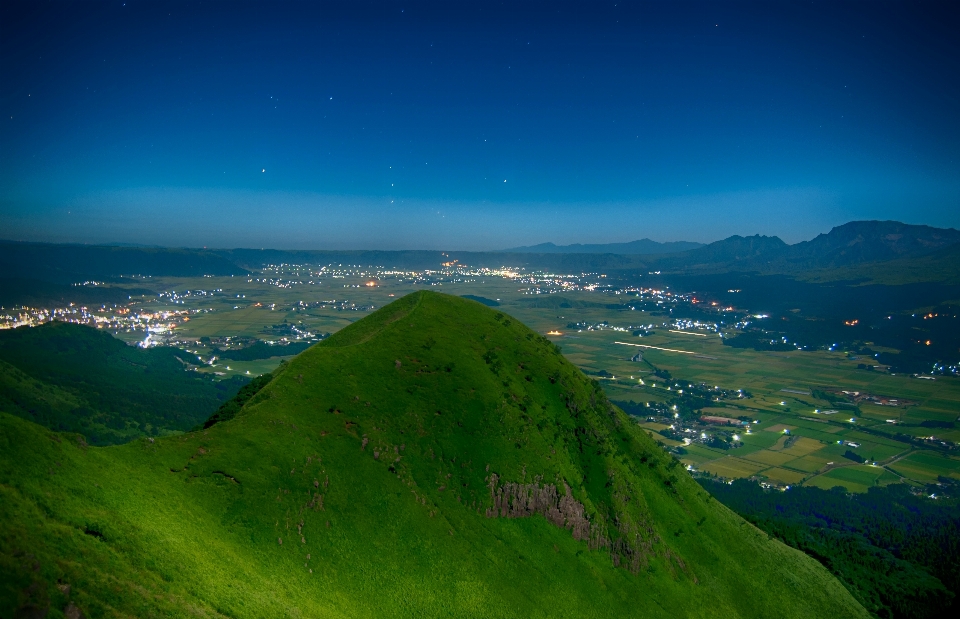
0 292 868 617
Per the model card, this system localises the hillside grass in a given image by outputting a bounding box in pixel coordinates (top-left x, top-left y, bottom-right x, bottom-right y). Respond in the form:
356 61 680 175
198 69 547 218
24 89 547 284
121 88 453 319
1 292 868 617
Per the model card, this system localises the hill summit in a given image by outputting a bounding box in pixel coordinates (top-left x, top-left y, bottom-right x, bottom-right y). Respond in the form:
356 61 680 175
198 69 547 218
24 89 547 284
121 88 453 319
0 292 867 617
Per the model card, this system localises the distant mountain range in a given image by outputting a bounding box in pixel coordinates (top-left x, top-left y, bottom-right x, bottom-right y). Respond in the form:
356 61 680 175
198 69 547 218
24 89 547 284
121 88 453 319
0 240 246 284
1 221 958 293
784 220 960 267
486 221 960 287
660 220 960 272
503 221 960 265
504 238 704 254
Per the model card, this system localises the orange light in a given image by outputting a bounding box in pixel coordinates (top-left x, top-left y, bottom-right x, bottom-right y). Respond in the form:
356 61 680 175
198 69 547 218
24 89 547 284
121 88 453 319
365 281 376 287
547 330 563 336
926 340 931 346
844 319 859 326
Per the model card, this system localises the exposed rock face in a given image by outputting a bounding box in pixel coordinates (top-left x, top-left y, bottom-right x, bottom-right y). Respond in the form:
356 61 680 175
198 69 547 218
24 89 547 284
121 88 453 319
486 472 676 575
64 603 86 619
485 473 607 550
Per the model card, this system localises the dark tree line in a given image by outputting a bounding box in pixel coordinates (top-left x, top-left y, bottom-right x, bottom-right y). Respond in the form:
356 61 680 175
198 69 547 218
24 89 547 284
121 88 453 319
700 478 960 619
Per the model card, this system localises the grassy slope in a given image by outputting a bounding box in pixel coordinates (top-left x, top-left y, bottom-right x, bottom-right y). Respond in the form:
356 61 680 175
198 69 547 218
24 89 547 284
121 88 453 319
0 292 868 618
0 322 245 444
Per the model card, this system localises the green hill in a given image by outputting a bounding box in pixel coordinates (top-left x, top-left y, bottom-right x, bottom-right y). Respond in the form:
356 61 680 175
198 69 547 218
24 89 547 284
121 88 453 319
0 322 246 444
0 292 868 617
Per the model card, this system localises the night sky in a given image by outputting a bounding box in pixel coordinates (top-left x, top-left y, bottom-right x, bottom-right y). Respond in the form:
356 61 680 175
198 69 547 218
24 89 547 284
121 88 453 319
2 1 958 249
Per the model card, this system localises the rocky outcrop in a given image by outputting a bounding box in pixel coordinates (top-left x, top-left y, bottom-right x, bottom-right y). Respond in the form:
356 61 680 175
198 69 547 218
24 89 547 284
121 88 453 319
485 473 608 550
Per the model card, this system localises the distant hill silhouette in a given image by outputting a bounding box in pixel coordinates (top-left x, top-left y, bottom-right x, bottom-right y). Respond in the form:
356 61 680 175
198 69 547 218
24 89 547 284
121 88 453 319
0 240 247 285
782 220 960 268
504 238 703 254
3 221 957 285
673 235 787 265
653 221 960 273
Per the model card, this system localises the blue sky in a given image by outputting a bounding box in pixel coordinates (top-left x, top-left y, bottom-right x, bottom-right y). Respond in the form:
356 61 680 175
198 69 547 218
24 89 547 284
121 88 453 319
2 1 958 249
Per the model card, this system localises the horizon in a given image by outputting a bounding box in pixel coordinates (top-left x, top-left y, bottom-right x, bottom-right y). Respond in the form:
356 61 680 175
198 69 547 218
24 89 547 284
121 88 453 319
3 1 959 249
1 217 957 253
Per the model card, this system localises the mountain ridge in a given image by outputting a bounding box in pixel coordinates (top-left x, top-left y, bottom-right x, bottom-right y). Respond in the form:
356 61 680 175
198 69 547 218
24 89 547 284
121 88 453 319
2 221 958 289
651 220 960 274
504 239 704 254
783 220 960 268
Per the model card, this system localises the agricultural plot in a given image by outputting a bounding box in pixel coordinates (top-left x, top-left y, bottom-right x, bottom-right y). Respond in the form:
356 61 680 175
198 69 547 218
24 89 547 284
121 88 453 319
778 437 828 458
700 456 769 479
760 467 807 485
738 431 782 449
889 451 960 482
678 451 715 467
181 306 286 337
742 450 796 467
792 419 844 434
805 465 899 493
723 441 768 457
782 455 831 474
684 444 730 461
